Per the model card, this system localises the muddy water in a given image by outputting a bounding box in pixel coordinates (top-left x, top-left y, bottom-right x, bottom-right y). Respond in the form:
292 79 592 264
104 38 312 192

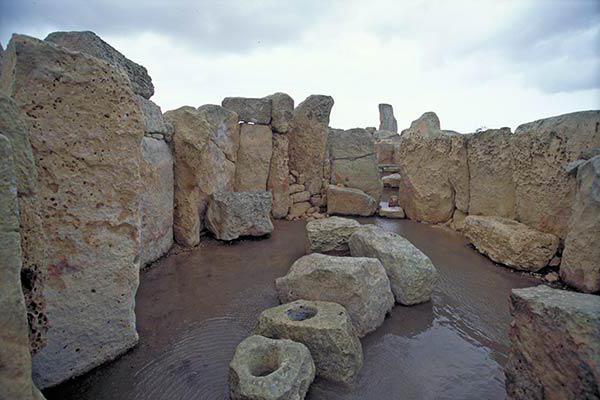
45 216 538 400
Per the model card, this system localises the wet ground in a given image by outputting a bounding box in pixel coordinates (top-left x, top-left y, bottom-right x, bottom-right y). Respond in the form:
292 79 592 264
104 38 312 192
45 214 538 400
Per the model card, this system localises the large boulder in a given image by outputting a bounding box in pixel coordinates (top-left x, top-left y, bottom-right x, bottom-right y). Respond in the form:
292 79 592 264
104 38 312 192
1 35 142 387
206 191 274 241
222 97 271 124
234 123 273 191
400 111 443 138
349 225 438 305
45 30 154 99
326 185 378 217
229 335 315 400
378 103 397 132
394 134 469 222
464 215 559 271
267 133 291 218
139 137 173 266
512 111 600 238
0 94 47 354
0 135 44 400
561 155 600 293
505 285 600 400
255 300 363 384
266 92 294 133
288 95 334 194
467 128 516 217
275 253 394 337
305 216 361 254
164 105 239 247
328 128 382 200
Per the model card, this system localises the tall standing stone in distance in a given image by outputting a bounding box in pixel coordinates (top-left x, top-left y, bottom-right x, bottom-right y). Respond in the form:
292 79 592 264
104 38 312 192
45 30 154 99
267 133 291 218
289 95 334 194
234 123 273 191
266 92 294 133
561 155 600 293
165 105 240 247
1 34 144 388
378 103 397 132
0 135 45 400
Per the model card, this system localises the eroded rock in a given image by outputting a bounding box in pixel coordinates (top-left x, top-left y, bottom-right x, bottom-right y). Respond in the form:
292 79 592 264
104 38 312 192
382 173 402 188
378 104 398 132
464 215 559 271
222 97 271 124
268 133 291 219
235 123 273 191
275 253 394 336
378 206 405 219
305 216 361 254
401 112 443 138
326 185 378 217
266 92 294 133
135 95 169 136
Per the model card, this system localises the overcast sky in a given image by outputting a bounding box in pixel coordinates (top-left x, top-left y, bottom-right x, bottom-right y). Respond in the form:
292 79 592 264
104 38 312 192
2 0 599 132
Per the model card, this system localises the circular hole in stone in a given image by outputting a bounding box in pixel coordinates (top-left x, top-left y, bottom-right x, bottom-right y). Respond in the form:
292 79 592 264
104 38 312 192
285 305 318 321
248 346 281 377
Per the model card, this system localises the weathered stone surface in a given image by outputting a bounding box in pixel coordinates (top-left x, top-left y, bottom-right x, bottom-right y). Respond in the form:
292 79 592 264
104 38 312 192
305 216 361 254
235 123 273 191
0 135 44 400
289 95 334 194
288 201 311 218
561 155 600 293
382 173 402 188
134 95 168 135
206 191 273 241
365 126 376 135
505 285 600 400
229 335 315 400
467 128 516 217
164 105 239 247
378 206 405 219
394 134 469 222
267 133 291 219
222 97 272 124
276 253 394 337
373 129 398 141
266 92 294 133
401 112 443 138
0 94 47 353
45 30 154 98
375 139 396 165
140 137 173 266
327 185 378 217
255 300 363 384
464 216 559 272
1 35 142 387
512 111 600 238
451 209 467 231
291 190 311 203
349 225 438 305
378 103 397 132
328 128 382 200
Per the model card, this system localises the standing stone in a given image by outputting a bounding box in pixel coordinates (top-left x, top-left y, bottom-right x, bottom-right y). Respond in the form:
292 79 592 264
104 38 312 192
305 216 361 254
505 286 600 400
140 137 173 267
464 215 559 272
328 128 382 200
289 95 334 194
45 30 154 99
561 155 600 293
512 111 600 238
235 124 273 191
467 128 516 218
266 92 294 133
1 35 143 388
373 129 398 141
276 253 394 337
164 105 239 247
0 135 44 400
0 94 47 354
326 185 378 217
222 97 271 124
135 95 169 136
267 133 291 218
205 191 274 241
378 104 397 132
400 112 443 138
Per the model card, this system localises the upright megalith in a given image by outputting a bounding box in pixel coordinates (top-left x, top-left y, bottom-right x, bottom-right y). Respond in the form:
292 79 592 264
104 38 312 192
222 97 272 125
1 34 143 387
235 124 273 191
378 103 397 132
0 135 44 400
45 30 154 99
512 111 600 238
165 105 239 247
561 155 600 293
327 128 382 201
288 95 334 194
267 133 292 218
266 92 294 133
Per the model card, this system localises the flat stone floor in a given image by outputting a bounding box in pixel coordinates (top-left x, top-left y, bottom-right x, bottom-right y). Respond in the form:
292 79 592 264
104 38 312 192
45 215 538 400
